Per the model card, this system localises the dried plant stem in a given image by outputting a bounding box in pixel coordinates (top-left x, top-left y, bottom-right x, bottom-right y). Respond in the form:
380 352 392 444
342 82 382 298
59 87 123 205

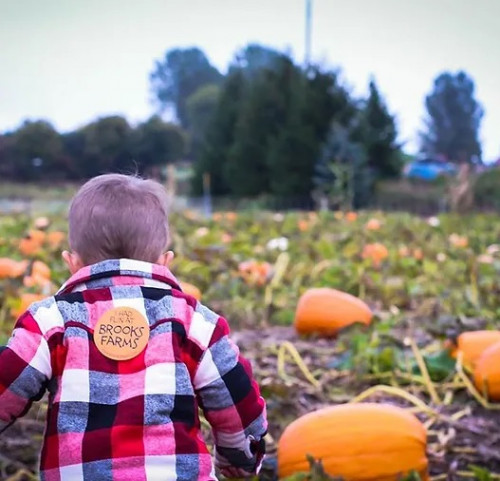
5 469 39 481
277 341 320 389
350 384 435 416
405 337 441 405
456 471 500 480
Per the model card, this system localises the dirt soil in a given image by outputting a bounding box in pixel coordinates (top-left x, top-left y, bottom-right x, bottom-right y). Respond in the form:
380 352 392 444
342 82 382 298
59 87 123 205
2 326 500 480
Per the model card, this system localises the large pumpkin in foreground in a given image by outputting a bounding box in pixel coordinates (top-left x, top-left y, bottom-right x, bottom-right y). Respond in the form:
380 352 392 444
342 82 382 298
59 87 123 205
452 330 500 369
278 403 428 481
294 288 372 336
474 341 500 400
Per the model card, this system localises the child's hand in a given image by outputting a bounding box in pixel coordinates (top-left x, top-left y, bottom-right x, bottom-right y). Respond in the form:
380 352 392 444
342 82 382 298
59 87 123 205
218 466 254 479
215 435 266 478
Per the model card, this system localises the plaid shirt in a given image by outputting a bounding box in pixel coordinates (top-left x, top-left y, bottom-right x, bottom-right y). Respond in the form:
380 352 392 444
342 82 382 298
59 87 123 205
0 259 267 480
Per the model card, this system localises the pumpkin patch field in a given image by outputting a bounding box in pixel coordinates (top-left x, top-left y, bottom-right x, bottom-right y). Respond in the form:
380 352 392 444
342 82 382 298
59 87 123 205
3 209 500 480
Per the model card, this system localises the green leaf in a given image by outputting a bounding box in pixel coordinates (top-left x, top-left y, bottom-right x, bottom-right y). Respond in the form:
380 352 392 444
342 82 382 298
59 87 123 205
470 464 493 481
375 346 397 372
327 350 353 370
400 471 422 481
410 349 456 382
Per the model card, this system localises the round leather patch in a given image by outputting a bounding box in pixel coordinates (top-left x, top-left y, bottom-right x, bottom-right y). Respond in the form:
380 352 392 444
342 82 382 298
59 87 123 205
93 307 150 361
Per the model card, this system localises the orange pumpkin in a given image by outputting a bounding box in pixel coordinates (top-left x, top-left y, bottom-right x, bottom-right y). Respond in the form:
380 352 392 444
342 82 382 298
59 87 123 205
183 209 198 221
294 288 372 336
19 238 38 256
19 230 46 256
474 341 500 400
179 281 202 301
449 233 468 248
238 260 272 286
28 230 46 244
451 331 500 369
362 243 389 267
298 219 309 232
365 218 381 231
278 403 429 480
345 211 358 222
32 260 51 279
47 231 66 248
11 293 45 318
23 260 52 289
23 274 51 289
0 258 28 279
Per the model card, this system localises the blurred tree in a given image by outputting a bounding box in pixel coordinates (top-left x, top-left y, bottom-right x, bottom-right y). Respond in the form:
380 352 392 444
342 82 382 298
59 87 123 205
192 69 247 196
302 66 356 139
0 133 14 179
224 56 294 196
150 47 223 129
266 65 352 198
133 115 187 177
193 47 359 199
226 58 358 198
76 116 133 178
314 124 372 209
420 71 483 163
61 130 86 179
232 43 282 76
356 80 402 179
266 110 318 198
6 120 64 181
185 84 220 160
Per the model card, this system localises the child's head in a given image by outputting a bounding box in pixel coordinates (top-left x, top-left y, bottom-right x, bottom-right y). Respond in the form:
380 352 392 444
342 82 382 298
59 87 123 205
63 174 172 272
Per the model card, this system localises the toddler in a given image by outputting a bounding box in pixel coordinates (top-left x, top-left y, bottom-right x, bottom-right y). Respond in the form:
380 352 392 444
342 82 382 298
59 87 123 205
0 174 267 480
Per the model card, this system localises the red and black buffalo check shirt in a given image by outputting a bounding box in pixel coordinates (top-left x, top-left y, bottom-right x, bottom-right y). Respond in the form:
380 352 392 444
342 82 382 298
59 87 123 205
0 259 267 480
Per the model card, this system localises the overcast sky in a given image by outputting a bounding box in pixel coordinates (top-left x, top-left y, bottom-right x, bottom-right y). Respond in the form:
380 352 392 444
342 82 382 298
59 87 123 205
0 0 498 160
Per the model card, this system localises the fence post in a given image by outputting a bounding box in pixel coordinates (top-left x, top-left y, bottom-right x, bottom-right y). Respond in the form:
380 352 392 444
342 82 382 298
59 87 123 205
202 173 212 219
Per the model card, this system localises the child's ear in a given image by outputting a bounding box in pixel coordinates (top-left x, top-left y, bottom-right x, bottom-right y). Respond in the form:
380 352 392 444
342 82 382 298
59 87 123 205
62 250 84 274
157 251 174 267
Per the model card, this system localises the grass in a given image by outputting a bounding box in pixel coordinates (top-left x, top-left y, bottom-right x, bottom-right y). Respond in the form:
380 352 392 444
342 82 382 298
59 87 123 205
0 183 80 201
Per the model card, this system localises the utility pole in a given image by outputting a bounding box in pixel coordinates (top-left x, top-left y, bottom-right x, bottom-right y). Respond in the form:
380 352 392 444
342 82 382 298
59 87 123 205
304 0 312 67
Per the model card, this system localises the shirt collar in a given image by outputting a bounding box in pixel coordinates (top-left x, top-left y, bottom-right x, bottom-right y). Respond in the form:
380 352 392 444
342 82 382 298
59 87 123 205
57 258 181 295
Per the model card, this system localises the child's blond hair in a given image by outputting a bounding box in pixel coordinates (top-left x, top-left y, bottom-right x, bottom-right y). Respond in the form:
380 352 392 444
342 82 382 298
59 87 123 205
68 174 170 265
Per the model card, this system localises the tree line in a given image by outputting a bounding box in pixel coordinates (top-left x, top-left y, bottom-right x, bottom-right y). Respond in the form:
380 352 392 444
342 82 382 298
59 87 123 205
0 43 484 207
0 115 186 181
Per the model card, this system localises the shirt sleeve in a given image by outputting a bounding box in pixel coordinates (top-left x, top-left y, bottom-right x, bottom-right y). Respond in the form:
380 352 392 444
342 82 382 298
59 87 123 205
190 309 267 472
0 311 52 434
